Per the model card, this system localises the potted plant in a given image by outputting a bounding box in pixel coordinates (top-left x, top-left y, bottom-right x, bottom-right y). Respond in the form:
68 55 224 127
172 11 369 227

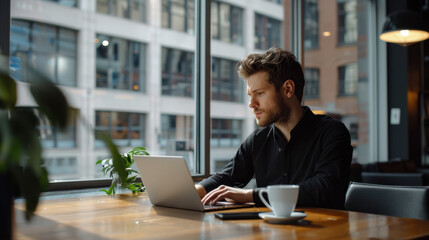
0 55 70 238
96 146 149 195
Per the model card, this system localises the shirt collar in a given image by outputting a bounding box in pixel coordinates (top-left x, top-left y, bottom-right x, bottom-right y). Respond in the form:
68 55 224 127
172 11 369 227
272 106 317 146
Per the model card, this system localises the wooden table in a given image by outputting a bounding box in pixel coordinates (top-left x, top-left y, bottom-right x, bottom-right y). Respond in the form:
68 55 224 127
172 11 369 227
15 193 429 239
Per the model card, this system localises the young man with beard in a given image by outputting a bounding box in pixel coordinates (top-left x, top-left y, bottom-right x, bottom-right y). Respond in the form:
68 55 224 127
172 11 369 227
195 48 352 209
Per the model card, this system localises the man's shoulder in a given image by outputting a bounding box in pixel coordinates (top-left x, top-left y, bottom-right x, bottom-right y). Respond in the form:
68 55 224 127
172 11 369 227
244 125 273 144
311 114 350 135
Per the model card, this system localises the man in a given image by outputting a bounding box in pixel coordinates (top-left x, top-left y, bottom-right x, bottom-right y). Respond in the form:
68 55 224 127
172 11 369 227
196 48 352 209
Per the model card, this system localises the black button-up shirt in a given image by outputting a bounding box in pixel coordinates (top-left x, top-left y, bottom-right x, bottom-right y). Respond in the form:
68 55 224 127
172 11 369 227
199 106 352 209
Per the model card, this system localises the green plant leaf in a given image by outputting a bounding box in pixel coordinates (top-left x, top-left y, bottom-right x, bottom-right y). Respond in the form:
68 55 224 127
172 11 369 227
98 133 128 188
29 81 69 130
0 72 17 109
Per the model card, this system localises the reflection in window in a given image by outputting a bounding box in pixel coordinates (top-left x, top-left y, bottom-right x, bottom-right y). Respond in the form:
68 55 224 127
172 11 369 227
304 0 319 50
211 1 243 45
211 57 242 102
161 47 194 97
304 68 319 99
10 20 77 86
161 0 194 34
39 109 78 149
97 0 147 22
160 114 194 150
95 34 146 92
211 119 242 147
338 63 357 96
337 0 357 45
94 111 146 148
254 13 282 50
41 0 77 7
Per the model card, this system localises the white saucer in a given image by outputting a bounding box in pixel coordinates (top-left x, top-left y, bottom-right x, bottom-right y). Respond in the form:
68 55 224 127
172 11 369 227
259 212 307 224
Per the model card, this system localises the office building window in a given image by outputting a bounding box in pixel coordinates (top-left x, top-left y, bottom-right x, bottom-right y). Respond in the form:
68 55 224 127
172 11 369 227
38 109 78 149
10 20 77 87
264 0 282 4
211 1 243 45
160 114 194 150
211 57 243 102
161 0 194 34
94 111 146 148
41 0 77 7
304 0 319 50
95 34 146 92
304 68 320 99
97 0 147 22
161 47 194 97
338 63 357 96
254 13 282 50
211 119 242 147
338 0 357 45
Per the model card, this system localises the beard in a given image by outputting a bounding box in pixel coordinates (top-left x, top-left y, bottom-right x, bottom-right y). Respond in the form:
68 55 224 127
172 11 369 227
255 92 291 127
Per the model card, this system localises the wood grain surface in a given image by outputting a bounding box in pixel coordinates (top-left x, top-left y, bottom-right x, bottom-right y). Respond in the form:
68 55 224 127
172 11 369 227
14 193 429 240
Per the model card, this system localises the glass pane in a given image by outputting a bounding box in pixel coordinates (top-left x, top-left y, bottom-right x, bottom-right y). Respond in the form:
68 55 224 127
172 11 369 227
303 0 369 163
210 1 283 173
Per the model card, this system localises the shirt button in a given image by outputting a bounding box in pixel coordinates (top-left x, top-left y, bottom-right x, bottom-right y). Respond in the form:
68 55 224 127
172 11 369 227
278 148 281 152
283 173 288 177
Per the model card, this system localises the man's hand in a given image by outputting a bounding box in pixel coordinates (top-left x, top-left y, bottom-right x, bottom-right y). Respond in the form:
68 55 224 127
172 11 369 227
201 185 253 205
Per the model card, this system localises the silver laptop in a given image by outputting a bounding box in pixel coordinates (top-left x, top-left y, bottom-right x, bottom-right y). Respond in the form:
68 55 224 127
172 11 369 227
134 155 253 212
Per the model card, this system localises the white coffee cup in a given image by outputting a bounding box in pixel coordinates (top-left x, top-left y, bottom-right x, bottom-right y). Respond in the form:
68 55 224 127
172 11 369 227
258 185 299 217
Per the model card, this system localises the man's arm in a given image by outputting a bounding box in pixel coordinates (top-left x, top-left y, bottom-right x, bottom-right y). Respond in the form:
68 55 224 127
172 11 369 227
296 121 352 209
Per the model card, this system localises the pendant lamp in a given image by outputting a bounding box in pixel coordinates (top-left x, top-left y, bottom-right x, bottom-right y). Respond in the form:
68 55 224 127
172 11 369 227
379 10 429 47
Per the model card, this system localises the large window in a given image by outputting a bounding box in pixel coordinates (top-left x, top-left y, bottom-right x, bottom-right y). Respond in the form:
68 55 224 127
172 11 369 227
94 111 146 148
304 0 319 50
337 0 357 45
211 119 242 147
97 0 147 22
161 47 194 97
304 68 320 99
254 13 282 50
211 1 243 45
10 20 77 87
161 0 194 34
96 34 147 92
8 0 379 184
211 57 243 102
338 63 357 96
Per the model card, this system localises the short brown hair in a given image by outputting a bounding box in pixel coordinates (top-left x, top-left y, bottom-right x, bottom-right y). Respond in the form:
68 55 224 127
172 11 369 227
237 48 305 102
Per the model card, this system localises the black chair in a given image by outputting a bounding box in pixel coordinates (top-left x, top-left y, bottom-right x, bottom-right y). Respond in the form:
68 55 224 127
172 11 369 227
345 182 429 220
361 172 424 186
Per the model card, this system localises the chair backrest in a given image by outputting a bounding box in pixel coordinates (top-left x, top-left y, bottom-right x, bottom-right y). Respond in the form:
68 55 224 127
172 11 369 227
361 172 424 186
345 182 429 220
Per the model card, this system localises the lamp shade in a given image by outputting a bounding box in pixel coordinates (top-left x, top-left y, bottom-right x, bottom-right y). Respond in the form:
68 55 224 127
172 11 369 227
379 10 429 46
